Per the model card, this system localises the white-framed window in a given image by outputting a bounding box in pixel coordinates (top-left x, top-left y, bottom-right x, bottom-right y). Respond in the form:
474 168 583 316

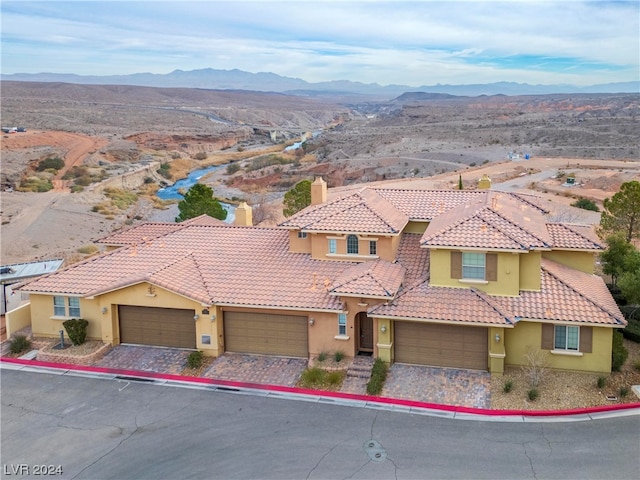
369 240 377 255
347 235 359 254
328 238 337 254
462 252 485 280
555 325 579 351
338 313 347 336
297 231 307 239
53 296 81 318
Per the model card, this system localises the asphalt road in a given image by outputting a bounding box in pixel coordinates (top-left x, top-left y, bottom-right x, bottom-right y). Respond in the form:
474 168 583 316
1 370 639 480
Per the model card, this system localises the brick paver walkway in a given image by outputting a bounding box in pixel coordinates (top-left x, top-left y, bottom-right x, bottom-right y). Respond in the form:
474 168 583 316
382 364 491 409
94 345 189 375
202 353 307 387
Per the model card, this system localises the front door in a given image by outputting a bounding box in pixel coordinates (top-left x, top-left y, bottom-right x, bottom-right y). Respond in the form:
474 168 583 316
358 312 373 352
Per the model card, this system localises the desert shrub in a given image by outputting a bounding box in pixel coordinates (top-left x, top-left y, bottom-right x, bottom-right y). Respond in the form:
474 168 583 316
619 386 629 398
70 185 84 193
187 351 204 369
597 376 607 389
333 350 345 363
634 359 640 371
326 371 343 386
9 334 31 354
611 330 628 371
77 244 98 255
521 347 549 388
246 154 296 172
366 358 388 395
193 152 207 160
104 188 138 210
503 380 513 393
316 351 327 362
19 177 53 192
62 318 89 346
144 176 155 184
157 163 172 179
527 388 539 401
226 162 241 175
300 367 323 385
36 157 65 171
571 198 599 211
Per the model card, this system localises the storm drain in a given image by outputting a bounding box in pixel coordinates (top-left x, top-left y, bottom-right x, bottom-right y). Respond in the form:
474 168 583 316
363 439 387 462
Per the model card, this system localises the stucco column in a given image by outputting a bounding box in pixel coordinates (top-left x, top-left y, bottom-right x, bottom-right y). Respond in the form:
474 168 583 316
489 326 505 375
376 318 392 363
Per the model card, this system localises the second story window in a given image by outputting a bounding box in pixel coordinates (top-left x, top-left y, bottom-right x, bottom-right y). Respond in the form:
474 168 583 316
451 251 497 281
328 239 337 254
369 240 377 255
297 231 307 239
462 252 485 279
347 235 359 254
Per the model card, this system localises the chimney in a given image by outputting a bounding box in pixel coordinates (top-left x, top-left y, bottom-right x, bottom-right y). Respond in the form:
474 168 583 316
234 202 253 226
311 177 327 205
478 174 492 190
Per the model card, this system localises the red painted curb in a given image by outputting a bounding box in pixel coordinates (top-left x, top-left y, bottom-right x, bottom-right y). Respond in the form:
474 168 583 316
2 356 639 417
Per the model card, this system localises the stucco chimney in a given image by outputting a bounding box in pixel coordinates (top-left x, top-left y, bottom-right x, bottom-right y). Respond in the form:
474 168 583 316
311 177 327 205
478 174 492 190
234 202 253 226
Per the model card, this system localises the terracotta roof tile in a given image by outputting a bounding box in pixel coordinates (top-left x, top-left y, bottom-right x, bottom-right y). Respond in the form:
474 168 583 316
330 260 405 298
546 223 604 250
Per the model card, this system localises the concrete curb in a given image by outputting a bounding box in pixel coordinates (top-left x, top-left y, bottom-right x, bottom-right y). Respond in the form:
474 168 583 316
2 357 639 422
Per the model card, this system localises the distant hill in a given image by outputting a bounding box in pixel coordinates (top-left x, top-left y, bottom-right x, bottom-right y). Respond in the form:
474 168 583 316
1 68 638 98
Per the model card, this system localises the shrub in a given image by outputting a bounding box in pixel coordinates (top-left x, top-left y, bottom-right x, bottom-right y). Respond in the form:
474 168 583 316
226 162 241 175
157 163 171 179
621 316 640 343
634 359 640 372
9 334 31 354
333 350 345 363
317 351 327 362
193 152 207 160
326 371 343 386
62 318 89 346
366 358 388 395
611 330 628 372
521 347 549 388
503 380 513 393
597 376 607 389
619 386 629 398
571 198 599 212
300 367 324 385
187 351 204 369
36 157 65 171
527 388 539 401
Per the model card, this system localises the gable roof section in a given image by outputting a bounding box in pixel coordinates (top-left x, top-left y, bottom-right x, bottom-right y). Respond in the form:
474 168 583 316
395 233 430 288
421 192 552 250
329 260 406 299
492 259 625 326
373 189 487 221
279 188 408 234
546 223 604 250
96 214 226 246
369 280 514 326
20 224 352 312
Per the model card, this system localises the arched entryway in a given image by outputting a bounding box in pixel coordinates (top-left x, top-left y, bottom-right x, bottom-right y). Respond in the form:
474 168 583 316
356 312 373 354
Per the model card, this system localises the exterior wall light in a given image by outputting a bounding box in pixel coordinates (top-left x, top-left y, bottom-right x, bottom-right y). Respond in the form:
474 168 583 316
309 317 315 326
193 314 199 321
495 333 501 343
101 307 108 314
210 315 216 323
380 325 387 333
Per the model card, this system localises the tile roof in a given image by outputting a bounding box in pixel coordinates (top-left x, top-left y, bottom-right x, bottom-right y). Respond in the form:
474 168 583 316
21 224 354 312
369 281 514 326
492 259 625 326
279 188 408 234
96 214 225 245
421 192 552 250
394 233 430 288
330 260 406 298
546 223 604 250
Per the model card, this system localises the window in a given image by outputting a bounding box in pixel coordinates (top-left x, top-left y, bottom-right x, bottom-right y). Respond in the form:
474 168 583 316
338 313 347 336
297 231 307 239
347 235 359 254
369 240 377 255
53 296 66 316
462 252 485 279
328 239 337 254
554 325 579 351
53 296 81 318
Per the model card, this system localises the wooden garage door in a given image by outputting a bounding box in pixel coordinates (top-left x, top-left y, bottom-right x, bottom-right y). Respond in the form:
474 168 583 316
119 306 196 349
224 311 308 357
395 322 488 370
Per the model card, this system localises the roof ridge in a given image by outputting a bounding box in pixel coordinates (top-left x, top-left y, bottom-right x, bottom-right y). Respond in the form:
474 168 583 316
422 203 485 242
485 204 550 248
478 208 533 249
541 262 624 324
504 192 549 213
470 288 515 325
358 189 405 233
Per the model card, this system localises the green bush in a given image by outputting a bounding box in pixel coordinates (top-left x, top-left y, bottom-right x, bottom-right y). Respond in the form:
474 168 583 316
9 334 31 354
187 351 204 369
597 376 607 389
62 318 89 346
326 371 343 386
300 367 324 385
634 359 640 372
571 198 599 211
612 330 629 372
333 350 345 363
619 386 629 398
527 388 539 401
36 157 65 171
621 316 640 343
366 358 388 395
503 380 513 393
226 162 241 175
316 351 327 362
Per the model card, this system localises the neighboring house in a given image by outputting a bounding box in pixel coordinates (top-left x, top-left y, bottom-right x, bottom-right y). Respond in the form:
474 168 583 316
11 178 625 374
1 259 64 315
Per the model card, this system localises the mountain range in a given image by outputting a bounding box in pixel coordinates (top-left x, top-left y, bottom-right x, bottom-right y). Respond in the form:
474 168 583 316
2 68 638 99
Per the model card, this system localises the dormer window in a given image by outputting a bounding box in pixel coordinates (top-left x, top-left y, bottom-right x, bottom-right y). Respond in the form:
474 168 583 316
369 240 377 256
451 251 497 282
462 252 485 280
328 239 337 254
297 231 307 239
347 235 359 254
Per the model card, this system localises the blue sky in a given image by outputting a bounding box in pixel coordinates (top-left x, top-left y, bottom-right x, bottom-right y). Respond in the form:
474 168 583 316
1 1 638 86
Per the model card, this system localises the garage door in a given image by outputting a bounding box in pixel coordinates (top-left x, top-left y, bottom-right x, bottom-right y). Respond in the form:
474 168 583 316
395 322 488 370
224 311 308 357
119 306 196 349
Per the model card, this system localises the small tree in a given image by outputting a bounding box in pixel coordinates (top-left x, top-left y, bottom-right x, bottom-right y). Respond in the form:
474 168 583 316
618 249 640 304
176 183 227 222
283 179 312 217
600 180 640 242
601 233 635 287
458 175 463 190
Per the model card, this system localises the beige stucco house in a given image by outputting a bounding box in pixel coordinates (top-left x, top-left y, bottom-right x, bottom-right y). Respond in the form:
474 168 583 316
10 177 625 374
